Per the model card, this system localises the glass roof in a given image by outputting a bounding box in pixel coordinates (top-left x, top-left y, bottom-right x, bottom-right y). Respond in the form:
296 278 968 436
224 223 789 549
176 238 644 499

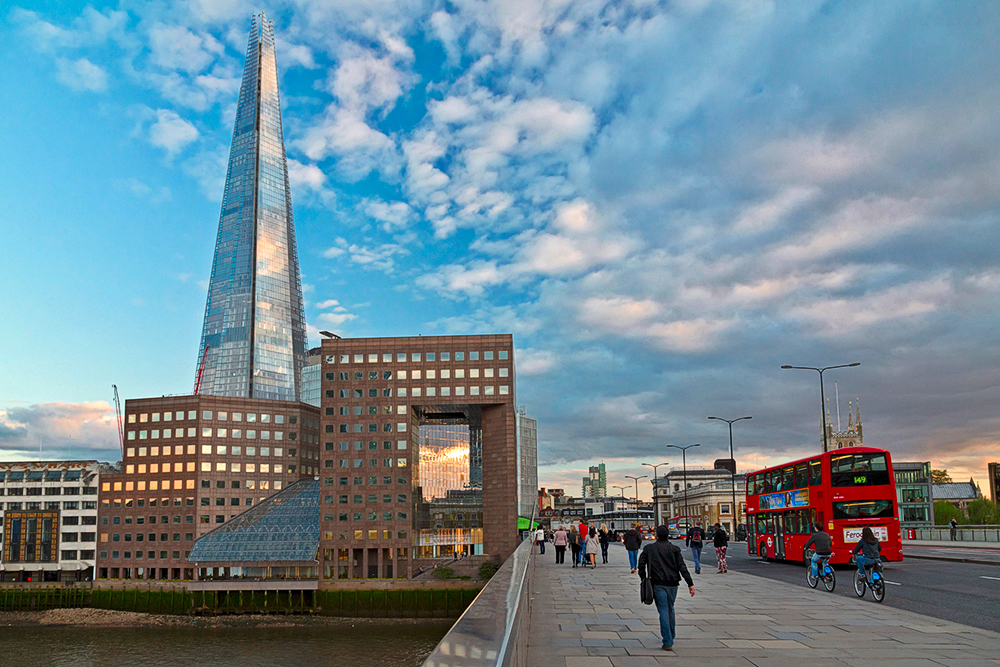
187 478 319 564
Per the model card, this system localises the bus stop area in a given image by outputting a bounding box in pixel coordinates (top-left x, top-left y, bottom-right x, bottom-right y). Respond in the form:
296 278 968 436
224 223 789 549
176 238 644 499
526 544 1000 667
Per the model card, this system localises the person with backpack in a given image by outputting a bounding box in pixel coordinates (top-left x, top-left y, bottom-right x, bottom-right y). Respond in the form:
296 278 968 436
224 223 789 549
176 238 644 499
598 523 610 564
624 524 643 573
712 523 728 573
685 522 705 574
638 525 696 652
569 526 582 568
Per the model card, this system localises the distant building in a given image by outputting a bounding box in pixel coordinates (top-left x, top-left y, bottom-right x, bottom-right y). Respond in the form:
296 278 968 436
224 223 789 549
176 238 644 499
517 407 538 520
894 461 934 528
654 465 736 521
300 347 323 407
988 463 1000 505
582 463 606 498
932 480 982 512
825 401 863 452
0 461 102 582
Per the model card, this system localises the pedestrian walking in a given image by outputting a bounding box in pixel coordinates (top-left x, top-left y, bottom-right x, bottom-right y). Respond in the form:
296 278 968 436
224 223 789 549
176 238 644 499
569 526 582 568
585 530 599 568
638 525 695 652
578 521 589 563
624 523 642 573
685 522 705 574
712 523 728 573
950 518 958 541
553 525 568 564
534 526 546 555
599 523 610 564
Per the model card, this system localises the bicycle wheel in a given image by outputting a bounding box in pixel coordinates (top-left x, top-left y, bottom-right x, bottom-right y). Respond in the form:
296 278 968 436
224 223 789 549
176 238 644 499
872 578 885 602
853 571 865 598
806 566 819 588
823 569 836 592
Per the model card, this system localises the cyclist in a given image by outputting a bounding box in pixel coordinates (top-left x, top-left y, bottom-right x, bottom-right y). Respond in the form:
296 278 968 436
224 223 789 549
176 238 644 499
852 526 882 577
802 522 832 578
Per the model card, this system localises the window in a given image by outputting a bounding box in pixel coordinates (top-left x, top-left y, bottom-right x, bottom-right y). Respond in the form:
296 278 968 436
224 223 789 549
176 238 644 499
832 500 894 520
808 460 822 486
829 453 889 487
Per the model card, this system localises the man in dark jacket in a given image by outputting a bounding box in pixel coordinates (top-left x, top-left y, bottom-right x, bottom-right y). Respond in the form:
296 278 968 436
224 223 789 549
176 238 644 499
639 525 695 652
712 523 729 573
685 522 705 574
624 525 643 573
802 523 833 578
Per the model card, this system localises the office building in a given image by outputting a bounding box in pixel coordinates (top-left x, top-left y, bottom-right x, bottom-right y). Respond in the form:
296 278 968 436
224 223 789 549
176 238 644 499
195 11 307 401
0 461 102 582
517 407 538 519
95 395 320 581
317 335 518 579
582 463 606 498
894 461 935 528
301 347 323 407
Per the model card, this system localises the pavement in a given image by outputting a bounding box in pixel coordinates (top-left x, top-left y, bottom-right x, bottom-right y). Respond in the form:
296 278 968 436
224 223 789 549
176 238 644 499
904 540 1000 566
526 542 1000 667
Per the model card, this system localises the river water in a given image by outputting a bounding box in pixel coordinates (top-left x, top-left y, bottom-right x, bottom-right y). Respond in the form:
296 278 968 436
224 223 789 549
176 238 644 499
0 621 451 666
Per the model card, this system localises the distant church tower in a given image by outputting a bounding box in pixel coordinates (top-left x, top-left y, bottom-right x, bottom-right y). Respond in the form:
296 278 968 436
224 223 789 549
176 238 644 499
825 400 863 451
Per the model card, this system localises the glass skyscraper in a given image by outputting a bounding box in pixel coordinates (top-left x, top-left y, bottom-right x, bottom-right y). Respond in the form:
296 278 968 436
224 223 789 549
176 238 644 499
195 12 307 401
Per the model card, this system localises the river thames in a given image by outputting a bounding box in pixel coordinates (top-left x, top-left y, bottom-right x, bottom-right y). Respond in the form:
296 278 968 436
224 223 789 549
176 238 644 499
0 619 451 666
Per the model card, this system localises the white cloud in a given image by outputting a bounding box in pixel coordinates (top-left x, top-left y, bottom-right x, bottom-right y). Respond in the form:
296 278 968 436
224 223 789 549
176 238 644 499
287 158 327 192
148 24 224 74
363 199 414 230
55 57 109 92
316 299 343 310
515 348 557 376
149 109 199 154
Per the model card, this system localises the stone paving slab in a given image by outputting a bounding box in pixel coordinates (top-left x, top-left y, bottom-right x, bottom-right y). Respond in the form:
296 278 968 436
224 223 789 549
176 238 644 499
526 542 1000 667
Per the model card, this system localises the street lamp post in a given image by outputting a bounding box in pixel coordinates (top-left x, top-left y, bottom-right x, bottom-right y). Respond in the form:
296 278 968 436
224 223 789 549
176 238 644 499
781 363 861 453
612 485 630 530
708 416 751 534
666 444 700 526
642 462 669 527
625 475 647 527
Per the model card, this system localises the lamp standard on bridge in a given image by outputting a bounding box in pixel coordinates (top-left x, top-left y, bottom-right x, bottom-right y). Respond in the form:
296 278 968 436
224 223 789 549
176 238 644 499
642 462 669 526
781 363 860 453
612 485 630 530
708 416 751 533
625 475 647 527
666 444 700 523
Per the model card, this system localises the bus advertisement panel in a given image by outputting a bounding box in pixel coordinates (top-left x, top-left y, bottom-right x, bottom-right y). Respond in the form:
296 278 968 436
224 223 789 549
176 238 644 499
744 447 902 565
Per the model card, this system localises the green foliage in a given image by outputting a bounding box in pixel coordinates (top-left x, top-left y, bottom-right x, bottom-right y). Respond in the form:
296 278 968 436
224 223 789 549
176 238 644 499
966 498 1000 525
432 566 455 580
931 469 952 484
478 561 499 581
934 501 965 525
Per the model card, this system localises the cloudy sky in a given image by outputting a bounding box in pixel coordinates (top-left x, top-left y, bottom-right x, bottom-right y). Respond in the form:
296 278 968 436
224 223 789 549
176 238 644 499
1 0 998 500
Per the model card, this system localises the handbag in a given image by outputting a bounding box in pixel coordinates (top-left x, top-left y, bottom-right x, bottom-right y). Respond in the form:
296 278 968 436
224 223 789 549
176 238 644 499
640 578 654 605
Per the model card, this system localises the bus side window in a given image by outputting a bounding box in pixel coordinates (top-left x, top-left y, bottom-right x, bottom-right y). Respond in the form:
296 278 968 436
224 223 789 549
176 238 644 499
798 509 809 534
808 459 822 486
809 508 818 530
782 466 793 491
794 463 807 489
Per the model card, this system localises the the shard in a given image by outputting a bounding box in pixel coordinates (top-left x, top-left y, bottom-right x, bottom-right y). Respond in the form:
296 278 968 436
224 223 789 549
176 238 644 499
195 12 307 401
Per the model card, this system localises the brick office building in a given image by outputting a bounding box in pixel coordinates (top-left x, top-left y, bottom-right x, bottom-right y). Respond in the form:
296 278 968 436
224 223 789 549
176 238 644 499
96 395 320 581
317 334 519 581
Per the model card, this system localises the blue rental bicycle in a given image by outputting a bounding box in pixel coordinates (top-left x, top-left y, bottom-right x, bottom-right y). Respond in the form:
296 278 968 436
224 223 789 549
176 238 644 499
806 552 836 592
853 557 886 602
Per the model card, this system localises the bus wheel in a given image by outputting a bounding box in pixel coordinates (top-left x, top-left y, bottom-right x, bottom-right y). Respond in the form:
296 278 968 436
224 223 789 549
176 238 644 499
758 542 768 561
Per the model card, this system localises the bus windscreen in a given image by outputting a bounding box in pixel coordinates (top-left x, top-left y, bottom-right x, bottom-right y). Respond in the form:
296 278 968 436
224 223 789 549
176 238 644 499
829 452 890 487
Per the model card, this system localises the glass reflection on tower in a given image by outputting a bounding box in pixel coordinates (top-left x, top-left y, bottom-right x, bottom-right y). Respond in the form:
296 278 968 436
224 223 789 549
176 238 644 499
195 12 307 401
416 424 483 557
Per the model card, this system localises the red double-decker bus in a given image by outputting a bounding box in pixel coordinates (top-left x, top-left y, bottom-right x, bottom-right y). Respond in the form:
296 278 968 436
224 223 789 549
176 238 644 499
745 447 902 564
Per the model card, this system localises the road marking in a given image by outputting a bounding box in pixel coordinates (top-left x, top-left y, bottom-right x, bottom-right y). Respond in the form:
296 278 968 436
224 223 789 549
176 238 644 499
980 576 1000 581
884 581 902 586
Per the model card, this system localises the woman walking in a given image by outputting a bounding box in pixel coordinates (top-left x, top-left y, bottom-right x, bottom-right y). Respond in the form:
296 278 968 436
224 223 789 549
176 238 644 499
553 525 568 564
712 523 728 573
569 526 582 568
599 523 610 564
585 528 599 568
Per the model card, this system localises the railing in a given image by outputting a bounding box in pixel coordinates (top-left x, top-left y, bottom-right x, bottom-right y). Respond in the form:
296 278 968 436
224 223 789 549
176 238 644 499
911 526 1000 542
422 531 534 667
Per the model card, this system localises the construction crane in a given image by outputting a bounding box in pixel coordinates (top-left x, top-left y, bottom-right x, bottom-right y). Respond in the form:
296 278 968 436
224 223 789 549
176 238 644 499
112 384 124 462
194 345 210 395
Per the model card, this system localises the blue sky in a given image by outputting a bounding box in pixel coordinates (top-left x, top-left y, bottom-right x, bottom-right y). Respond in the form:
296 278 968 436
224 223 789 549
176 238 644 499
1 1 998 499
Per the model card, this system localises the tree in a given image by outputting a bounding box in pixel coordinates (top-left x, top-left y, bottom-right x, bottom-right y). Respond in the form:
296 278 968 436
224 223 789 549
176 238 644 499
966 498 1000 525
931 469 952 484
933 501 965 526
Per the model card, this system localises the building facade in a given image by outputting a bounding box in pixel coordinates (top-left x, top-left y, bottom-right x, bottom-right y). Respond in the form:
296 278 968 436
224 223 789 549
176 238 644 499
0 461 102 582
662 478 746 534
95 395 320 581
317 335 518 580
301 347 322 407
824 402 863 452
894 461 935 528
582 463 606 498
195 12 307 401
932 480 982 512
517 407 537 520
654 466 736 523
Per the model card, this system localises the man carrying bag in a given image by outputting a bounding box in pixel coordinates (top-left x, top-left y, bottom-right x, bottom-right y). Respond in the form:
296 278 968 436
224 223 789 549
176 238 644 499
638 525 695 652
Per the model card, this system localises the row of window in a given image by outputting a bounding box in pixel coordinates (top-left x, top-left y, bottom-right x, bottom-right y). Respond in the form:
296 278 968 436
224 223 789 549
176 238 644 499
125 462 288 474
322 530 410 541
60 550 95 561
127 429 294 441
326 351 508 364
103 479 287 493
0 487 97 496
327 459 407 469
325 441 407 451
332 494 408 505
2 502 97 511
59 532 96 542
329 368 509 381
101 550 185 561
129 411 303 425
102 533 193 543
0 471 86 483
326 386 509 399
322 476 408 489
127 445 310 458
331 512 408 522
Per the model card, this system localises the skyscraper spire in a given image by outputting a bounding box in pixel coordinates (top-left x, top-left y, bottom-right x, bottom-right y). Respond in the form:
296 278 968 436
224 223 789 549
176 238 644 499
195 12 307 401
